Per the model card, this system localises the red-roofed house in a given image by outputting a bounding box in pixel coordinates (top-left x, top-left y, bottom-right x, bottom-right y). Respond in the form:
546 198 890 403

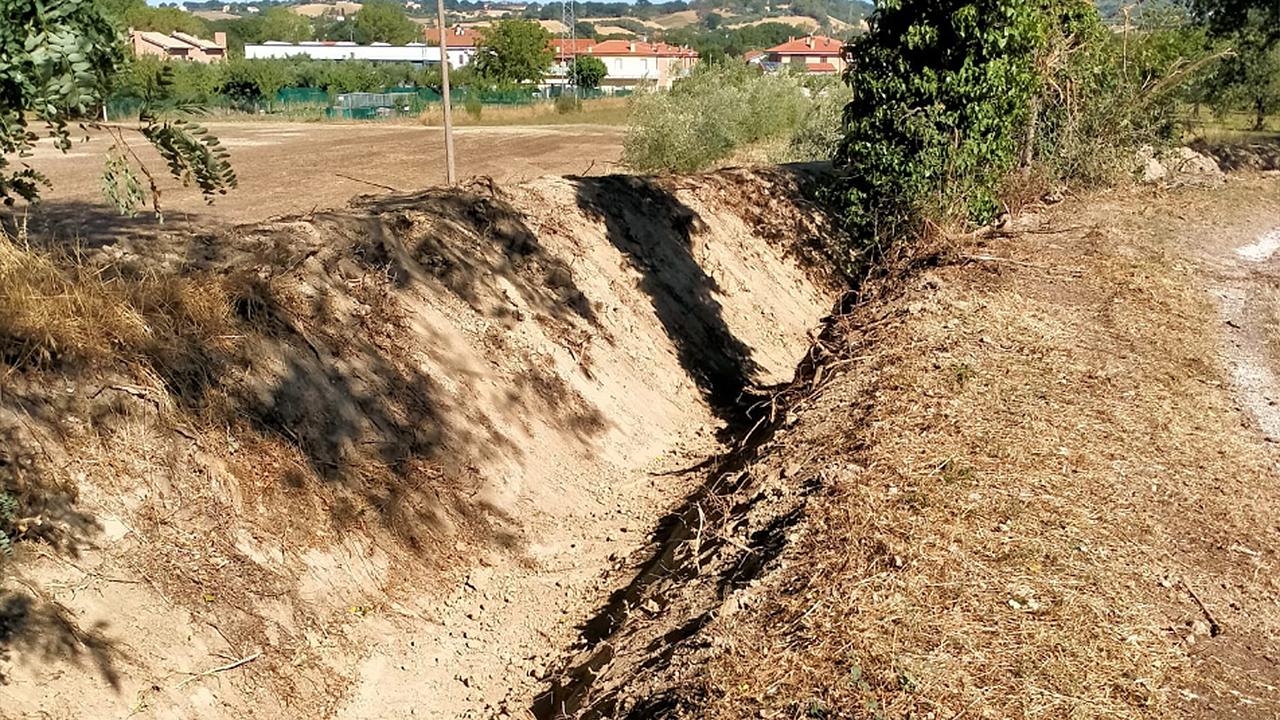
426 25 485 66
764 35 846 74
129 29 227 63
557 40 698 89
551 37 598 62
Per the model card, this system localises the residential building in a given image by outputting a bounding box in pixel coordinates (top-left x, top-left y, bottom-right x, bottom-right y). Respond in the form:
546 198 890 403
426 25 484 67
551 39 698 90
245 41 441 66
128 30 228 63
548 36 597 82
763 35 846 74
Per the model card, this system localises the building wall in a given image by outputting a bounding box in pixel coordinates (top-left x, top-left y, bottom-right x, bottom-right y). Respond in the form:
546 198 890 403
767 52 846 73
246 43 441 64
591 55 694 89
128 31 227 63
445 47 476 67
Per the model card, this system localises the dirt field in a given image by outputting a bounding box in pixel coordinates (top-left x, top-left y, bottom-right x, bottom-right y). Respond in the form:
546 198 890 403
16 121 624 240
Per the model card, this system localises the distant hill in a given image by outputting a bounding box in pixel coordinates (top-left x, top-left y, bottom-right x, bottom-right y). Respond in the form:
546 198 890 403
182 0 873 36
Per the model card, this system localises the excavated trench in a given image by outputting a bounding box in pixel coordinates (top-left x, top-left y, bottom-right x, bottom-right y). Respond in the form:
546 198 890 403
0 165 854 719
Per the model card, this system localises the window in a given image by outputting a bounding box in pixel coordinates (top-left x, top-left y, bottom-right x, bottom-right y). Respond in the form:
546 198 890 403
614 58 622 70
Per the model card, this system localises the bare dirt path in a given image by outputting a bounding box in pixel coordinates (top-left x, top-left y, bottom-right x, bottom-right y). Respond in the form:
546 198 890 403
1214 227 1280 442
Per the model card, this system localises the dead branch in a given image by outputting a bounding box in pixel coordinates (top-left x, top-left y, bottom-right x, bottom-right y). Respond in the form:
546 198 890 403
174 651 262 689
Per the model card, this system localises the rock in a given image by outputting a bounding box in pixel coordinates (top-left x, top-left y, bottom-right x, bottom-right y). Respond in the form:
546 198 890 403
1142 157 1168 183
466 566 494 593
1173 148 1224 184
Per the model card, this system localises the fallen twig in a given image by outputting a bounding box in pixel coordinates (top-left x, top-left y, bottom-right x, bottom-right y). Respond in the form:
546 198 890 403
174 651 262 689
335 173 400 192
1181 580 1222 636
960 254 1086 275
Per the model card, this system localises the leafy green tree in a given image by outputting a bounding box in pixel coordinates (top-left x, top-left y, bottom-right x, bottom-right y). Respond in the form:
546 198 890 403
474 20 553 85
219 58 294 107
574 20 597 38
833 0 1050 244
1200 7 1279 129
2 0 234 213
259 7 313 43
350 0 421 44
568 55 608 88
101 0 211 36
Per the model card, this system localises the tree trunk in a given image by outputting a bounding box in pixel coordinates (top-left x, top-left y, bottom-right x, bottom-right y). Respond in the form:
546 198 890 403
1019 93 1041 169
1255 98 1267 132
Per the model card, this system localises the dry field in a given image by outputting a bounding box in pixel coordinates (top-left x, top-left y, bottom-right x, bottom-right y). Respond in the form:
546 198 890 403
14 121 624 241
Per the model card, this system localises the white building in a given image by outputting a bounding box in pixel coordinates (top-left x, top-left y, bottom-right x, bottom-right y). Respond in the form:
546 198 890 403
551 39 699 90
245 41 441 65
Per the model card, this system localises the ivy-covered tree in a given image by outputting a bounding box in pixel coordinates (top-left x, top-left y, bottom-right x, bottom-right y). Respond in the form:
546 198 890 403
1 0 235 214
833 0 1050 243
474 20 553 85
568 55 608 89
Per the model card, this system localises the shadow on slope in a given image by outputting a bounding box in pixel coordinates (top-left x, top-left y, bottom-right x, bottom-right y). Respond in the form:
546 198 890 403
573 175 758 422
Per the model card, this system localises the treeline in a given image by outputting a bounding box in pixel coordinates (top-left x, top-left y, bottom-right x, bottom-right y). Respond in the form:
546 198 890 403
102 0 425 55
109 18 560 108
660 22 824 61
113 55 455 110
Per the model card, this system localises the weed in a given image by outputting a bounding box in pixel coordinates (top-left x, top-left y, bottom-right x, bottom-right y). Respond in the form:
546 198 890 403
463 94 483 120
939 460 973 485
554 93 582 115
0 489 16 557
947 362 977 385
624 63 845 173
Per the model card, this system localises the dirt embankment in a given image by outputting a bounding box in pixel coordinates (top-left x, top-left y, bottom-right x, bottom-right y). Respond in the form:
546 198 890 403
551 173 1280 720
0 167 846 719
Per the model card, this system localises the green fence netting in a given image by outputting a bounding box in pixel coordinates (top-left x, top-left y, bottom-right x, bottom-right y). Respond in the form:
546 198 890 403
106 84 631 121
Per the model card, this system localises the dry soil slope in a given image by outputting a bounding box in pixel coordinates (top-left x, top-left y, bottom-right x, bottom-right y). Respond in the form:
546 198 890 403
545 173 1280 720
0 167 845 719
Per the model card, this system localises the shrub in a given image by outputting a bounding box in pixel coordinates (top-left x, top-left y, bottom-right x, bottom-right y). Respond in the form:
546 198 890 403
623 63 824 173
555 93 583 114
830 0 1211 264
832 0 1047 246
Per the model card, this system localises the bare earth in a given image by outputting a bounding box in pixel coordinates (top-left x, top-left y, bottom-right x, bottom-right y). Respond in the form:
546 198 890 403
18 121 624 240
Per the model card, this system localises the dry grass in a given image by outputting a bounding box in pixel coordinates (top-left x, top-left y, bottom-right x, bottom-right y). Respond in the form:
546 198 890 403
0 229 234 374
418 97 630 127
692 181 1280 719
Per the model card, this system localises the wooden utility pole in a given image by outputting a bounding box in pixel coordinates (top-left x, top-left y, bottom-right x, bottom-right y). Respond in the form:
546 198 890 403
436 0 456 186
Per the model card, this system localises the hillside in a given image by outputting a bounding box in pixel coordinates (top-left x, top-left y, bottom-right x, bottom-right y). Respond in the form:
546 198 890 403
182 0 872 37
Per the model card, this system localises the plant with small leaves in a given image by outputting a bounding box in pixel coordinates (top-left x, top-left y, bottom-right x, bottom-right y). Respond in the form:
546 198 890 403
0 490 17 557
100 62 236 219
1 0 236 217
0 0 122 205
